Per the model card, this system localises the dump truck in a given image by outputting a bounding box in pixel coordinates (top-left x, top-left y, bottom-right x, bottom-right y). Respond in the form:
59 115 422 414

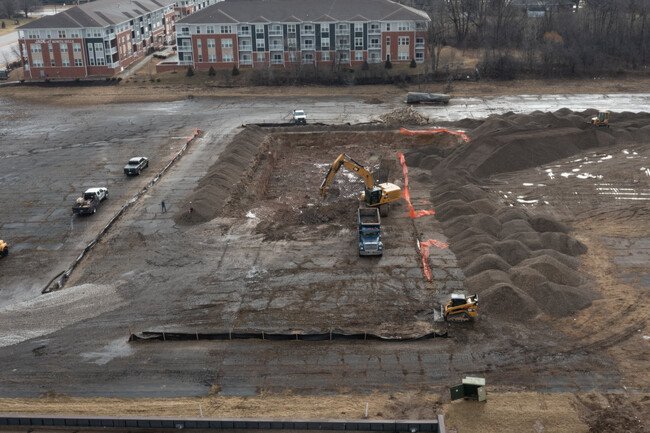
72 187 108 215
358 208 383 256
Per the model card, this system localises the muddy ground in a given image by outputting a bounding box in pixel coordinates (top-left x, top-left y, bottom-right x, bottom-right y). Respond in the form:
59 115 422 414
0 87 649 432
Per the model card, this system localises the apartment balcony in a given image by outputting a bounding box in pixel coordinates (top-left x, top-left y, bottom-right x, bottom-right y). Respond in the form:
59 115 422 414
335 44 350 50
239 44 252 51
179 60 193 65
268 30 283 36
368 44 381 49
415 43 425 49
239 59 252 65
271 59 284 65
108 61 121 69
238 30 251 36
177 44 193 52
320 46 331 51
301 44 315 51
108 46 118 55
178 31 191 37
108 33 117 40
301 29 315 36
270 44 284 51
368 28 381 34
335 28 349 35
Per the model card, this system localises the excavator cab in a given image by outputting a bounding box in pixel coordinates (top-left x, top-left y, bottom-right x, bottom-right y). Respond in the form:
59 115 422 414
591 111 610 128
444 293 478 322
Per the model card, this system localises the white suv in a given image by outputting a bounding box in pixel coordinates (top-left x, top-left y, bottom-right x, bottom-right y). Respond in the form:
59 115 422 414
292 109 307 124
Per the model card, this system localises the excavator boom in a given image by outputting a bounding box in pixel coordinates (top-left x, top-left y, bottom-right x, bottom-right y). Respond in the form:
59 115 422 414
320 154 374 197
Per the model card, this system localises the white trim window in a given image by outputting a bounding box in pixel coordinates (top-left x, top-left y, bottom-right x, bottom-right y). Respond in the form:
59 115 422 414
220 25 232 34
355 37 363 49
321 51 330 61
256 52 265 61
197 39 202 49
354 23 363 33
70 29 80 37
222 53 234 62
60 43 69 53
256 38 265 49
32 59 44 67
74 58 83 66
73 43 81 52
207 38 215 48
287 24 296 34
208 54 216 62
221 38 232 48
321 38 330 49
30 44 42 53
398 22 409 31
398 36 409 46
415 52 424 62
398 52 409 60
62 58 70 67
206 25 215 34
58 30 66 37
355 51 363 61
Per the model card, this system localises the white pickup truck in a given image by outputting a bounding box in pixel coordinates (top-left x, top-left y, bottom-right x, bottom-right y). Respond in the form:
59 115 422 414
292 109 307 124
72 187 108 215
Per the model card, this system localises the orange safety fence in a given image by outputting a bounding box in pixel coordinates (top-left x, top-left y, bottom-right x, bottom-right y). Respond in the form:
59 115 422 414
400 127 471 143
398 153 436 218
419 239 450 281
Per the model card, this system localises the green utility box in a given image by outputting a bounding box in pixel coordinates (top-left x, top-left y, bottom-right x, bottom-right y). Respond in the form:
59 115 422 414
450 376 487 402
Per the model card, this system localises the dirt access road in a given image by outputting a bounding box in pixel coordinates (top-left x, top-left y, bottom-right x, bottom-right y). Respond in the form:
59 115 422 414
0 82 648 432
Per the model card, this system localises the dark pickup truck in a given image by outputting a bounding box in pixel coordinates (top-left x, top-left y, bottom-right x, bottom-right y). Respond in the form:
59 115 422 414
124 157 149 175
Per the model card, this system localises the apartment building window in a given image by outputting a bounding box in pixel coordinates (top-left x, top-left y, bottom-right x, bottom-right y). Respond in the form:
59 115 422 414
416 37 424 47
30 44 42 53
398 22 409 31
270 24 281 35
240 25 250 35
95 43 104 52
386 23 391 31
196 25 202 34
50 58 56 66
386 37 390 46
206 25 215 34
256 25 264 36
32 59 44 67
303 24 314 34
209 54 216 62
62 58 70 66
287 37 296 47
321 38 330 49
303 39 313 49
58 30 66 37
73 43 81 52
287 52 296 62
220 25 232 34
198 54 203 62
207 38 215 48
256 52 265 62
222 54 234 62
355 37 363 49
398 52 409 60
272 53 282 64
89 58 95 66
321 25 329 36
415 52 424 61
70 29 80 37
354 23 363 33
398 36 409 46
96 57 105 65
221 38 232 48
339 52 349 62
287 24 296 35
369 23 380 33
48 43 53 52
369 37 379 48
256 39 265 49
74 58 83 66
322 51 330 61
197 39 202 49
27 31 39 38
355 51 363 61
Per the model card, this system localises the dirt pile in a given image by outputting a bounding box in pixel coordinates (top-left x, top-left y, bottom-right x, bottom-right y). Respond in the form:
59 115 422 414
379 107 429 125
434 109 650 178
576 391 649 433
174 126 269 225
422 179 599 321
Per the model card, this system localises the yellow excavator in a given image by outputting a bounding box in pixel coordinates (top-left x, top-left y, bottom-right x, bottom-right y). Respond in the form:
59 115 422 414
444 293 478 322
320 154 401 216
0 239 8 259
591 110 610 128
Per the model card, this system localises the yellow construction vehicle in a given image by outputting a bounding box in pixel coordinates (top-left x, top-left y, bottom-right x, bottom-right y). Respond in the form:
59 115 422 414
591 110 610 128
320 154 401 216
444 293 478 322
0 239 8 259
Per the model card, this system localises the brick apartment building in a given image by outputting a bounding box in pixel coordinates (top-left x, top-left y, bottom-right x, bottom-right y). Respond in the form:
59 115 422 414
18 0 220 79
171 0 429 71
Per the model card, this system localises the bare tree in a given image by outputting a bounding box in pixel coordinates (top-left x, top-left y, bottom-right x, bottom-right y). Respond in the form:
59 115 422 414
0 0 19 19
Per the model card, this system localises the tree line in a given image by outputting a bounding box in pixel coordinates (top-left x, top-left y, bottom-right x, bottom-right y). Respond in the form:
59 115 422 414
408 0 650 78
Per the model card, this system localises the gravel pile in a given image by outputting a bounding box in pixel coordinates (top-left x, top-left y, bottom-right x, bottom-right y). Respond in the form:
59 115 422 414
379 107 429 125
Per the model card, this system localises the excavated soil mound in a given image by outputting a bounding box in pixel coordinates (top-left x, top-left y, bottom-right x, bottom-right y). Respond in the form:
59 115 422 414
518 255 587 287
530 282 598 317
480 283 540 321
443 214 501 239
380 106 429 125
465 269 512 292
431 109 650 179
464 254 511 277
174 126 269 225
492 239 531 266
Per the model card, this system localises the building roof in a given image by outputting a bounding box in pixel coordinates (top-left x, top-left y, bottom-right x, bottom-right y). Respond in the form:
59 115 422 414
19 0 175 30
178 0 430 25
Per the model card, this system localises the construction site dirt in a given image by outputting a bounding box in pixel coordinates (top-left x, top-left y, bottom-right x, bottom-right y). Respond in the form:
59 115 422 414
0 92 648 433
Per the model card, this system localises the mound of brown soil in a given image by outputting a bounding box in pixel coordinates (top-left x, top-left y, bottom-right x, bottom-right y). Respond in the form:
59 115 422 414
465 269 512 292
435 201 479 222
456 243 497 269
509 266 547 292
493 207 530 224
480 283 540 321
499 219 536 238
502 231 544 251
443 214 501 238
530 282 598 317
464 254 511 277
380 107 429 125
174 126 269 225
518 255 586 286
529 216 570 234
449 227 496 244
529 249 580 269
539 232 588 256
492 239 531 266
